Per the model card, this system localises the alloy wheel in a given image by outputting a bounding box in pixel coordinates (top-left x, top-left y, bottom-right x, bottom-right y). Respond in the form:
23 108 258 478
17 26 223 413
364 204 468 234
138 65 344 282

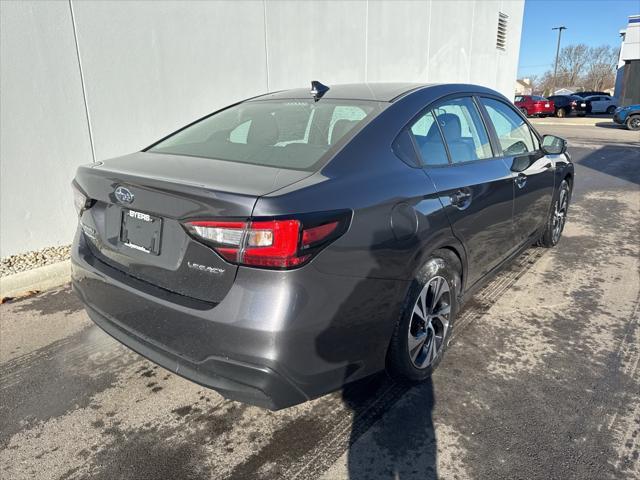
552 184 569 243
408 276 451 369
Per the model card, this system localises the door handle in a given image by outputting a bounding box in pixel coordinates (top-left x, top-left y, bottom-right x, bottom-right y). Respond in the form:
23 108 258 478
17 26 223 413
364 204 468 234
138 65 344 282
450 189 472 209
515 173 527 189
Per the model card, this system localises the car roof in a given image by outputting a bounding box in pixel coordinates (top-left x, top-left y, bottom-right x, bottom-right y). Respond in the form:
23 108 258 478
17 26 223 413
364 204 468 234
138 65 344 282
251 82 434 103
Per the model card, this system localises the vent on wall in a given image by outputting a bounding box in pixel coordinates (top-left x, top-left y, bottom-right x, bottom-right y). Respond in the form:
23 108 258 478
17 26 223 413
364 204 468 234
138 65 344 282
496 12 508 50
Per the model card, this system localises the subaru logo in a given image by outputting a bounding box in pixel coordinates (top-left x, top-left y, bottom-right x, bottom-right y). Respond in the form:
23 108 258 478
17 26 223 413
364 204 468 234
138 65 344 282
114 186 134 204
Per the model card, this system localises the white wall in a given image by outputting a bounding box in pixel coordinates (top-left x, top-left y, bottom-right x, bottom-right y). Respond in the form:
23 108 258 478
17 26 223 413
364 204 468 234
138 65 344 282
0 0 524 258
0 1 93 257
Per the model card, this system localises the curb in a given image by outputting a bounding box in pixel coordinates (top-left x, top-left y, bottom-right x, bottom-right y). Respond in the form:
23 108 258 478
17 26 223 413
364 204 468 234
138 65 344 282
530 118 611 127
532 122 599 126
0 260 71 300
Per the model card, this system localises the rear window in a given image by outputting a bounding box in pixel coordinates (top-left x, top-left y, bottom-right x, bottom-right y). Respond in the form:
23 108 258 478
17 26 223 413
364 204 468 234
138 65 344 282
148 99 381 171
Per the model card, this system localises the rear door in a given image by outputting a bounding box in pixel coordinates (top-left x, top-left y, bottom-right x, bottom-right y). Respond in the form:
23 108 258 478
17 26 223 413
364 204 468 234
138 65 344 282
603 96 615 111
411 96 515 286
478 97 555 244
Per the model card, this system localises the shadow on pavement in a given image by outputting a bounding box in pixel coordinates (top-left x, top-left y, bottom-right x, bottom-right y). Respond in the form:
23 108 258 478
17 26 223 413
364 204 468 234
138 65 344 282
574 144 640 186
594 121 625 130
341 376 437 479
314 222 440 479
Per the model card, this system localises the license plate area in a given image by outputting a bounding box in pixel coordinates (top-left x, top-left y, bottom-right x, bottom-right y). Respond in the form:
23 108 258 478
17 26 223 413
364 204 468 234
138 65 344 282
120 209 162 255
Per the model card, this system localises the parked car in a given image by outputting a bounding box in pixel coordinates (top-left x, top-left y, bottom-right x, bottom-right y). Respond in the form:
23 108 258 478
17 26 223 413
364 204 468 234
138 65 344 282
571 91 609 98
547 95 581 117
514 95 555 117
587 95 618 114
71 82 574 409
574 95 618 115
613 104 640 130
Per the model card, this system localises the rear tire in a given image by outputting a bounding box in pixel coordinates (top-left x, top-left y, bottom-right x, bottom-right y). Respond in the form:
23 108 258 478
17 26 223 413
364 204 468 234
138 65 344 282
387 250 460 382
626 115 640 131
556 108 566 118
538 179 571 248
606 105 616 115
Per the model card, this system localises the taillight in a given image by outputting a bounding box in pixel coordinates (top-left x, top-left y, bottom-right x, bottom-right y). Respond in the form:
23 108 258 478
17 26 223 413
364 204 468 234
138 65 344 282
72 182 93 216
184 212 349 269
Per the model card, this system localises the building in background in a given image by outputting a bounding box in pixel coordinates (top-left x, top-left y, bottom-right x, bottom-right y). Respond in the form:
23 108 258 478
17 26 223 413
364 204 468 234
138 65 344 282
515 78 533 95
0 0 525 259
615 14 640 106
553 87 577 95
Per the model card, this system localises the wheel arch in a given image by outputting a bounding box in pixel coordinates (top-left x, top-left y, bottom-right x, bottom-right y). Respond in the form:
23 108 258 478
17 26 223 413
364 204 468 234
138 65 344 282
411 238 467 297
563 171 574 188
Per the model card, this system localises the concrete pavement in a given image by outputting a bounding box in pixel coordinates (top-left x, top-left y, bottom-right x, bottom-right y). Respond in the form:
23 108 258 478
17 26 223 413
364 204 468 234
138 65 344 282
0 123 638 480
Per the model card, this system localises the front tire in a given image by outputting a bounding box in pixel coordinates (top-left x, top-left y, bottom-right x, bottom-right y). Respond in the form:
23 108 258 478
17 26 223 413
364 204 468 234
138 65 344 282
538 179 571 248
520 107 529 117
387 251 460 382
626 115 640 131
556 108 566 118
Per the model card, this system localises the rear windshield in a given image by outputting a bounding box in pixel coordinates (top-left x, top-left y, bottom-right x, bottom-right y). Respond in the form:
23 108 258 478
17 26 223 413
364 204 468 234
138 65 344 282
148 99 382 171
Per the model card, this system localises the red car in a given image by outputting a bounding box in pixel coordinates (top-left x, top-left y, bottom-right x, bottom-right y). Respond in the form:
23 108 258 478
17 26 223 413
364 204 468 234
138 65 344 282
514 95 555 117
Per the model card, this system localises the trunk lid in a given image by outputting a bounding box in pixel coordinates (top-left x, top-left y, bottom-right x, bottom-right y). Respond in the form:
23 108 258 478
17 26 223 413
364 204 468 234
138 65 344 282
74 151 311 303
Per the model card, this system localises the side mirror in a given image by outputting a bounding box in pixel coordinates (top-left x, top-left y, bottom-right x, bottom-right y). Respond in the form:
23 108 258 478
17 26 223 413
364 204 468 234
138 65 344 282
541 135 567 155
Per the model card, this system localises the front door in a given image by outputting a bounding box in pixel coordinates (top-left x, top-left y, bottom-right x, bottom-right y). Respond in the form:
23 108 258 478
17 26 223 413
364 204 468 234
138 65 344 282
479 97 555 243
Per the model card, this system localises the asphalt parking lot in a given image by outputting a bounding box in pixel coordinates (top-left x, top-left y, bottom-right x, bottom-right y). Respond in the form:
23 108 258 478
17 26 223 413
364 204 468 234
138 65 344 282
1 120 638 480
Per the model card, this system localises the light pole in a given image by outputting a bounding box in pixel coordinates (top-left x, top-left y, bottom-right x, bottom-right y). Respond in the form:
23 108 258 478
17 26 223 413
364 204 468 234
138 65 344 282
551 26 567 95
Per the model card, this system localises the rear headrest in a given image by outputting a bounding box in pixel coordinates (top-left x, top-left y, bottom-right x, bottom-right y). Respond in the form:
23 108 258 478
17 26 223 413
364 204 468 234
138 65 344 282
435 113 462 140
330 119 358 143
247 112 279 145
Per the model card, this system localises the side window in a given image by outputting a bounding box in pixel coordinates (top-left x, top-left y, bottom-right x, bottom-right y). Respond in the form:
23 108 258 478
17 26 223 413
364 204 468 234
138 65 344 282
408 110 449 166
433 97 493 163
480 98 536 156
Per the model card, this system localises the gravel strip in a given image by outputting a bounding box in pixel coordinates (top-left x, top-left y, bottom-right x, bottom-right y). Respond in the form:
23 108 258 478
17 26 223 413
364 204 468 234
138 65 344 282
1 245 71 277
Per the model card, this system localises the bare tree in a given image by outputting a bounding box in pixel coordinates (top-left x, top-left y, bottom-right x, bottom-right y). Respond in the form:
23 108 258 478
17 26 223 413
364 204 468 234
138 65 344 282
557 43 590 86
536 71 556 96
582 45 618 91
532 43 619 95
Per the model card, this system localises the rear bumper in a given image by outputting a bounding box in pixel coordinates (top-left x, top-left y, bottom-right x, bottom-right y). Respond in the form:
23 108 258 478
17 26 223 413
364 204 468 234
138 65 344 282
531 106 555 115
79 294 305 409
71 230 406 409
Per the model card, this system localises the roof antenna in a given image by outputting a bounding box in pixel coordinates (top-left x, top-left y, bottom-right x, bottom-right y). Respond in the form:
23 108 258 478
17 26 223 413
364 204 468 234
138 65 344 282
310 80 329 101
